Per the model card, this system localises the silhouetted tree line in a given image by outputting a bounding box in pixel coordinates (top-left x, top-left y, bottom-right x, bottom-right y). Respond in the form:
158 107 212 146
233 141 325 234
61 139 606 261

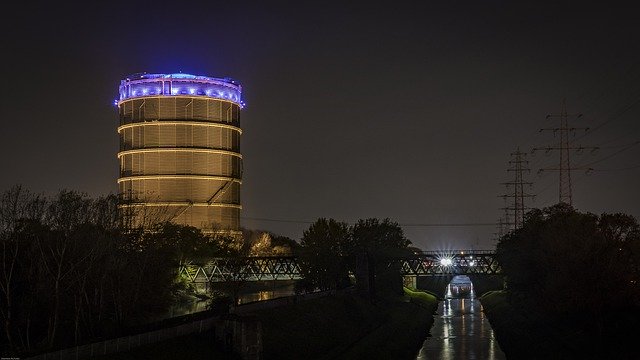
0 185 234 356
496 203 640 355
296 218 412 293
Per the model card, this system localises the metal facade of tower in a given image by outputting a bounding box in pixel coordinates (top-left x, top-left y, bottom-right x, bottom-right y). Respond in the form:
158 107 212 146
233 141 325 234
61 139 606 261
117 73 243 235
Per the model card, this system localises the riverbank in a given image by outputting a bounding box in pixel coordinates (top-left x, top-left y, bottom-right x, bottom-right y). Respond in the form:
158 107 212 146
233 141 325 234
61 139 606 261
249 287 438 359
480 290 639 359
95 287 437 359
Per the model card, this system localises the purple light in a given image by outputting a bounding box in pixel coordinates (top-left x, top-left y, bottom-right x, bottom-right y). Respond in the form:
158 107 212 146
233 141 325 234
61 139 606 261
119 73 244 108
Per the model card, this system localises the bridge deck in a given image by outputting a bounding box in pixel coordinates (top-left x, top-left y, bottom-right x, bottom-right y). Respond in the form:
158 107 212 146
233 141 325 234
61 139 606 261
178 251 500 283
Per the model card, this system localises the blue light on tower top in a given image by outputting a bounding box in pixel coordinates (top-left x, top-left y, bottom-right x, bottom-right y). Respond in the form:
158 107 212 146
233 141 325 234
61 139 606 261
118 73 244 108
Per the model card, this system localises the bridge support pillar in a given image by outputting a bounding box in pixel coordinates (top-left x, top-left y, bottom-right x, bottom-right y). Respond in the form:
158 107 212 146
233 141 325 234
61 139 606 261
416 275 453 299
468 274 505 297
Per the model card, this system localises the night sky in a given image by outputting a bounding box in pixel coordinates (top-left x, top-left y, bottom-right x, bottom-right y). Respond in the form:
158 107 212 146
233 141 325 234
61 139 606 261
3 1 639 250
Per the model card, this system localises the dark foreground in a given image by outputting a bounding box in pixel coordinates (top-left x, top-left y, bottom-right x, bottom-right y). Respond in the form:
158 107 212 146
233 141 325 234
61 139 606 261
94 288 438 359
480 290 640 359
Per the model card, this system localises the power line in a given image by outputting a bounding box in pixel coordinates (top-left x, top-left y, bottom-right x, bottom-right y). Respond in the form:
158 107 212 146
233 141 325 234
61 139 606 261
241 217 495 227
398 223 496 227
577 140 640 168
592 164 640 172
241 217 314 224
570 95 640 144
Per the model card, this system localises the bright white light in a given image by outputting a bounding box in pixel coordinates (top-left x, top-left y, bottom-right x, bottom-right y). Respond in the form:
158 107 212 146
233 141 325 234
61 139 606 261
469 260 475 267
440 258 452 266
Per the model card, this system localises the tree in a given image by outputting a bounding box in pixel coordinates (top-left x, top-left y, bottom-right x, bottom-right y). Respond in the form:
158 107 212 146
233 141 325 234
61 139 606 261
0 186 46 352
351 218 412 295
351 218 411 257
249 232 273 256
498 204 640 310
0 186 221 355
298 218 352 291
241 229 299 256
270 234 299 255
496 204 640 354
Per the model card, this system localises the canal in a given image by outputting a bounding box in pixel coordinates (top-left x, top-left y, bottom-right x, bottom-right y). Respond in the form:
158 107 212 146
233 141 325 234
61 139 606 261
415 275 506 359
168 280 297 317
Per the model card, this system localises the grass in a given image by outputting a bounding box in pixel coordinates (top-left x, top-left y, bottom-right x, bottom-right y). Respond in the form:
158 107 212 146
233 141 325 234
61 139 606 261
479 290 561 359
479 291 529 350
252 292 384 359
479 290 640 359
337 287 438 359
403 286 438 308
248 288 438 359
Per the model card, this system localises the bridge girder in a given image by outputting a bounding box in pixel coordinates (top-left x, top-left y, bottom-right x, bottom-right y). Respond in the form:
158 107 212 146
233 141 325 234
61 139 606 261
178 251 500 283
393 251 501 276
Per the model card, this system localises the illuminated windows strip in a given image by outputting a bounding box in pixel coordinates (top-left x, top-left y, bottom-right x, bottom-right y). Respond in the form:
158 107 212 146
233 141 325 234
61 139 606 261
117 175 242 183
119 202 242 209
117 148 242 159
117 121 242 134
118 95 241 108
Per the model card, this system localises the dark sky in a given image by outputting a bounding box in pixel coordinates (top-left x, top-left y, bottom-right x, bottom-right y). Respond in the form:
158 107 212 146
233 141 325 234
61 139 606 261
3 1 639 250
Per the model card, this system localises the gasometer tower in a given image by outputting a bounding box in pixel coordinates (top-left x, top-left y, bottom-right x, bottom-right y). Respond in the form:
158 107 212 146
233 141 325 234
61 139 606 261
117 73 243 235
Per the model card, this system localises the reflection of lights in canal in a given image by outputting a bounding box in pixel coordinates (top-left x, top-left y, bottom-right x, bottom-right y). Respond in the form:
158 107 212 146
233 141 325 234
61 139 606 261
416 273 506 359
237 285 296 304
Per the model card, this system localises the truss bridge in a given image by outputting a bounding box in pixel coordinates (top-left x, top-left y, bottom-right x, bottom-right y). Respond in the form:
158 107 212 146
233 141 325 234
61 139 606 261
179 256 302 283
178 250 500 283
391 250 501 276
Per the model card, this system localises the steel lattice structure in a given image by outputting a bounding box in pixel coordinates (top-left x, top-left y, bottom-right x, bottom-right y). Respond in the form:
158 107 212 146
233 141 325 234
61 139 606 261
178 250 500 283
390 250 501 276
179 257 302 282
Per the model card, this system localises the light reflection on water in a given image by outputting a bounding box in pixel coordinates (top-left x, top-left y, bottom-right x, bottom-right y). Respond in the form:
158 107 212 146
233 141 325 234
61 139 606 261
237 286 296 304
415 275 506 360
168 282 296 317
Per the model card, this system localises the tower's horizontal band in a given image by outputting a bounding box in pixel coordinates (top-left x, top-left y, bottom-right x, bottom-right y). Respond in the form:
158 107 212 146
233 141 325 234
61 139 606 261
118 96 241 107
117 175 242 183
119 202 242 209
117 121 242 134
117 148 242 159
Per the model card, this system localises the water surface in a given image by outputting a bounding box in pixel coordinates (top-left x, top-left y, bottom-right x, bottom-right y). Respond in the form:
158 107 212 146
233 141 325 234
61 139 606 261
416 276 506 360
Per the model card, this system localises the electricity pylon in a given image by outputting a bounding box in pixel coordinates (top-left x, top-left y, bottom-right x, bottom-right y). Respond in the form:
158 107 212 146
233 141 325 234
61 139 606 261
500 148 535 231
533 99 598 205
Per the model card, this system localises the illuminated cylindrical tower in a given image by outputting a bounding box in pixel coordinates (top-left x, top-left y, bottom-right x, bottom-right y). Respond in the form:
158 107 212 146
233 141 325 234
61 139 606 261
117 73 243 235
